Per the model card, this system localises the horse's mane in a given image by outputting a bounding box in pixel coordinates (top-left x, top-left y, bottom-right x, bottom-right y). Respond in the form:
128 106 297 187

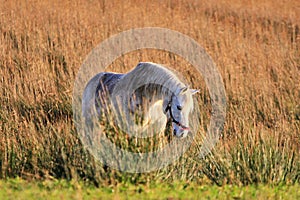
131 62 185 86
113 62 186 96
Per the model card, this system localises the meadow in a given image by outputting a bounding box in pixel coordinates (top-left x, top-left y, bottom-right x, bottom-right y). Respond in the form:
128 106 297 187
0 0 299 199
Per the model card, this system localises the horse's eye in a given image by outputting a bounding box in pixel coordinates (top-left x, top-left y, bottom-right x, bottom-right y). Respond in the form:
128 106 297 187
177 105 182 110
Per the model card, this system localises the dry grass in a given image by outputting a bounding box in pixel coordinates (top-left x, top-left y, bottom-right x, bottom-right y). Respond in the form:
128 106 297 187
0 0 299 185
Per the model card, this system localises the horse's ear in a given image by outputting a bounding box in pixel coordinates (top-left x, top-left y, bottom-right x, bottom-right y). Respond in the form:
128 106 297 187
190 89 200 95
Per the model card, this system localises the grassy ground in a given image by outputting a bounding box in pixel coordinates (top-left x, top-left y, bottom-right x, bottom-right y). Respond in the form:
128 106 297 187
1 179 299 200
0 0 299 192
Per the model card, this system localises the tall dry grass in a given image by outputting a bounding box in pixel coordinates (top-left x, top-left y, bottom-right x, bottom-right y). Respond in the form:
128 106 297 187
0 0 299 185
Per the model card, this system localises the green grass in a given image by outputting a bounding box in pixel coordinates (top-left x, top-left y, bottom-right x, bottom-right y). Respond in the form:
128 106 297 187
0 0 299 191
0 178 299 200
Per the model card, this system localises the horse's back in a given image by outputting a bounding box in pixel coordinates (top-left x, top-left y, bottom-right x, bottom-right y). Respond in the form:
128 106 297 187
82 72 123 121
96 72 123 94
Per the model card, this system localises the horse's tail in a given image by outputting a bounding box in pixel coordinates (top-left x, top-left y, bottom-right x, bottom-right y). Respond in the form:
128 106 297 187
82 73 104 127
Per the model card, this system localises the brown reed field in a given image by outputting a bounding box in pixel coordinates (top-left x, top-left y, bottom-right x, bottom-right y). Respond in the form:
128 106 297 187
0 0 299 189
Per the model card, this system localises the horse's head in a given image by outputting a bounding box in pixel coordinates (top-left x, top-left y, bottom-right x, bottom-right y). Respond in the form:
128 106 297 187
163 87 199 138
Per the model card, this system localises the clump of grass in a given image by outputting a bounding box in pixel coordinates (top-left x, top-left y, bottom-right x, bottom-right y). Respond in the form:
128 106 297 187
199 130 299 185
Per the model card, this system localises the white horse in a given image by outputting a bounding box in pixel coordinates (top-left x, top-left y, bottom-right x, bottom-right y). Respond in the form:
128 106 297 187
82 62 198 138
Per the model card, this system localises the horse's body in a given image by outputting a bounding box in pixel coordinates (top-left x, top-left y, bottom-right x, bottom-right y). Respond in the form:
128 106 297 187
82 62 198 138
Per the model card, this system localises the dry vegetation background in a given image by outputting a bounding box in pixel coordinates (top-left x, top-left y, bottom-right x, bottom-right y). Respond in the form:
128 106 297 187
0 0 299 185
